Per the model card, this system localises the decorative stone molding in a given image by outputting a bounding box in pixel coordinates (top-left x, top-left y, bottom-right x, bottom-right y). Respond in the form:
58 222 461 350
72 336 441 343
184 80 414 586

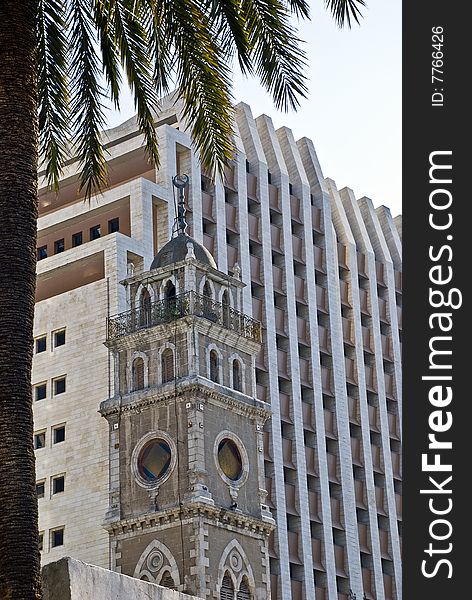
133 539 181 588
131 430 177 491
213 430 249 497
104 501 275 537
217 539 256 597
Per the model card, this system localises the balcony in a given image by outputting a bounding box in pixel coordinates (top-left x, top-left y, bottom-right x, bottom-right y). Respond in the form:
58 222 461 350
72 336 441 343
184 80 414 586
338 243 348 269
311 206 323 233
107 292 262 343
302 403 315 432
202 191 214 221
225 203 238 232
308 491 321 522
290 195 303 223
271 224 283 253
224 164 236 190
247 173 258 199
248 213 261 241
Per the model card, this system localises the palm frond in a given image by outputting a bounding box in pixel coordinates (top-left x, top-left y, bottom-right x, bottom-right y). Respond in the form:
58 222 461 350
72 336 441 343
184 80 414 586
242 0 309 112
159 0 236 177
202 0 253 75
68 0 108 198
37 0 70 190
324 0 366 28
145 0 173 97
92 0 122 107
286 0 310 19
113 0 160 165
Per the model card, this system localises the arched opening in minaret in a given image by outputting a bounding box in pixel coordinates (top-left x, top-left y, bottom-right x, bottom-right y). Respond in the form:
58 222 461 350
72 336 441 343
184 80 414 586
162 348 174 383
203 280 212 298
237 577 252 599
232 360 242 392
164 280 176 301
159 570 175 589
202 280 214 319
132 357 145 391
140 288 151 327
222 290 230 327
220 572 234 600
210 350 219 383
164 280 177 316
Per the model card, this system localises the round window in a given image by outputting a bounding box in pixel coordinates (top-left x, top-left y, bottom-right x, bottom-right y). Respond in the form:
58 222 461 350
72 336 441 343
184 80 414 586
137 439 172 482
217 438 243 481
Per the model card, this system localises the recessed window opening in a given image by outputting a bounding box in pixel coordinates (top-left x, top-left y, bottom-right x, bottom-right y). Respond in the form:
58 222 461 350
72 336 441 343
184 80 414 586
220 573 234 600
210 350 219 383
53 329 66 348
53 377 66 395
72 232 83 247
233 360 242 392
36 481 45 498
222 290 230 327
34 432 46 450
53 425 66 444
90 225 101 240
108 217 120 234
237 577 252 600
133 357 145 391
54 239 65 254
160 572 175 589
35 336 46 353
37 246 48 260
140 288 152 326
52 475 65 495
35 383 47 401
51 528 64 548
162 348 174 383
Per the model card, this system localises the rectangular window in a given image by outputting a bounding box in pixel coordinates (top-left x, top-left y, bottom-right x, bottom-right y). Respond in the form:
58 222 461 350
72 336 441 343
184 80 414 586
108 217 120 234
38 532 44 552
34 382 47 401
53 424 66 444
90 225 101 240
35 336 47 353
53 329 66 348
54 239 65 254
36 481 45 498
72 232 83 247
34 431 46 450
53 377 66 395
52 475 65 495
37 246 48 260
51 527 64 548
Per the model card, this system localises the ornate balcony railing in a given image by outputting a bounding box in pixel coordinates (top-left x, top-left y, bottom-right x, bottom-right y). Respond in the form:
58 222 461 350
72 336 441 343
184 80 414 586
107 291 262 343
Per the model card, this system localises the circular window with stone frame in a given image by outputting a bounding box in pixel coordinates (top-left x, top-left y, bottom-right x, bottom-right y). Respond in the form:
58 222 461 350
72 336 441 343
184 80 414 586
214 431 249 488
132 431 176 489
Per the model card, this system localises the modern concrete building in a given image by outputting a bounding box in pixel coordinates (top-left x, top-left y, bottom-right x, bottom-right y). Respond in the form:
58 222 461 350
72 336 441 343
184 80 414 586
33 94 402 600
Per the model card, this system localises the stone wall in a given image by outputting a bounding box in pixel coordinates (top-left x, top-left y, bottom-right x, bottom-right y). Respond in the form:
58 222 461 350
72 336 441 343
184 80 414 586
42 557 200 600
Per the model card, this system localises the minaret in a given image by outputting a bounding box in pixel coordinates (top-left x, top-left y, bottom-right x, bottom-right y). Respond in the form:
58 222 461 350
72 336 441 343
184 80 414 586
100 175 274 599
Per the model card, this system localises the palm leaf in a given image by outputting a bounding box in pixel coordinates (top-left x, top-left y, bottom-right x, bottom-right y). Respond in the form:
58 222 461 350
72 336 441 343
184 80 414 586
92 0 122 108
242 0 309 111
325 0 366 28
157 0 236 177
37 0 70 190
113 1 160 166
68 0 108 197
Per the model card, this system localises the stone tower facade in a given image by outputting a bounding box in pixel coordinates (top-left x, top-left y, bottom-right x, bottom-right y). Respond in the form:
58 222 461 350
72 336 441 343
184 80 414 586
100 225 274 599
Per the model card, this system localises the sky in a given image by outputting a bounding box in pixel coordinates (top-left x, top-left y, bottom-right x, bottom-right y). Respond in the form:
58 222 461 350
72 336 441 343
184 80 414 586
105 0 402 217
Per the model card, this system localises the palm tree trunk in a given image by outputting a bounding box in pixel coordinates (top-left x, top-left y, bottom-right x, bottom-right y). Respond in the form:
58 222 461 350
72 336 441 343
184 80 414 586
0 1 42 598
